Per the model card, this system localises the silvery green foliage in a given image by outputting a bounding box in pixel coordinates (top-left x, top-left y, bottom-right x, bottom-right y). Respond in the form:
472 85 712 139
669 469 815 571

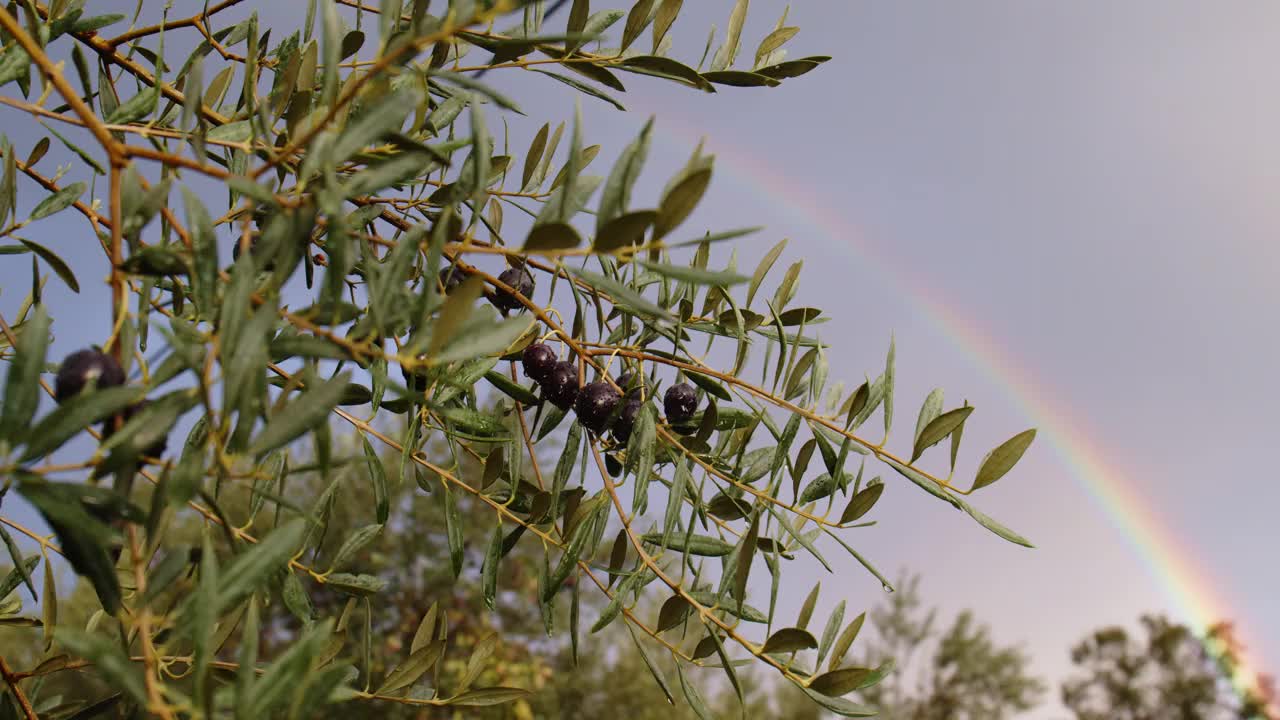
0 1 1035 717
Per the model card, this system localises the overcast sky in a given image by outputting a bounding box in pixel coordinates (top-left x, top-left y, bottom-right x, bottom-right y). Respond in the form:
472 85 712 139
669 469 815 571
1 2 1276 717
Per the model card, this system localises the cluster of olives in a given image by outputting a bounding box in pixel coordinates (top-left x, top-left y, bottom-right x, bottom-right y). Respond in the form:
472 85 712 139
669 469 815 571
54 348 167 461
437 262 535 314
521 342 701 442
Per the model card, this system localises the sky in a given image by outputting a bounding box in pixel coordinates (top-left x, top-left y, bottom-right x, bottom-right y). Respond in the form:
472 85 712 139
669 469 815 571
1 2 1277 717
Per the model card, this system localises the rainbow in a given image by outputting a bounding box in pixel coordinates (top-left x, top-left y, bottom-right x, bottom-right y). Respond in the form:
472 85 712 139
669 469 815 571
639 111 1271 705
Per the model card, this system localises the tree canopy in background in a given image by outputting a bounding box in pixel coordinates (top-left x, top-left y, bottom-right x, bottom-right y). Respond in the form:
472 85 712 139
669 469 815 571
0 1 1047 718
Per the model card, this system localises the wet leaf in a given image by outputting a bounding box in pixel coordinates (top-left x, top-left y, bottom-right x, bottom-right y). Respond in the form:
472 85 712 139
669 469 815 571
839 483 884 524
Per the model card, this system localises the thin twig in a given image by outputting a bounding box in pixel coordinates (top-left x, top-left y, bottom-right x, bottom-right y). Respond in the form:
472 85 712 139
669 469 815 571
0 655 37 720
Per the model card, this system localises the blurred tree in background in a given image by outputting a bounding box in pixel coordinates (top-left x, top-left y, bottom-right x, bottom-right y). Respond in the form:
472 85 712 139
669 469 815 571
1062 615 1277 720
852 574 1046 720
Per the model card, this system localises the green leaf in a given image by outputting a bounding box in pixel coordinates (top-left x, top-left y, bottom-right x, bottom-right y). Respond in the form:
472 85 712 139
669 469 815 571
617 55 712 90
376 639 445 695
913 388 944 447
701 70 780 87
884 456 961 509
182 189 217 317
523 222 582 251
361 434 389 524
797 582 820 630
593 209 655 252
569 267 673 323
55 628 148 705
485 371 540 405
445 485 463 577
456 632 499 695
816 599 846 669
675 663 716 720
709 0 749 72
688 591 767 623
732 513 759 609
0 556 39 606
829 612 866 672
756 26 800 65
249 371 352 456
910 406 973 462
281 570 314 624
597 118 652 232
192 535 218 708
0 302 48 444
960 502 1035 548
213 519 307 614
333 86 421 161
772 260 803 315
208 120 253 143
0 45 31 88
656 594 693 632
21 386 143 462
972 429 1037 491
756 56 832 80
521 123 550 191
763 627 818 654
19 239 79 292
18 482 121 613
624 621 674 704
427 276 485 356
328 524 382 573
684 370 731 401
104 87 159 124
637 259 748 286
529 68 626 110
950 400 969 473
482 523 502 611
326 572 387 596
628 403 658 513
653 0 683 52
809 667 875 697
748 238 787 307
448 687 531 707
799 473 838 504
839 483 883 524
654 166 711 240
800 687 880 717
28 182 85 221
410 602 439 654
437 406 509 439
577 9 626 52
641 532 733 557
883 336 896 437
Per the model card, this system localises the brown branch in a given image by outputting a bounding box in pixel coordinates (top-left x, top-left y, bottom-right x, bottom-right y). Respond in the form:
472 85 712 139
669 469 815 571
104 0 248 48
125 526 176 719
46 5 232 127
0 5 121 160
0 655 37 720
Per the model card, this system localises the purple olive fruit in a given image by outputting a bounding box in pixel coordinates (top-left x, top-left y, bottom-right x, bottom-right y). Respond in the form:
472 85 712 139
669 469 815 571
541 360 579 410
55 348 125 404
663 383 698 424
574 381 621 433
491 267 534 312
522 342 558 384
